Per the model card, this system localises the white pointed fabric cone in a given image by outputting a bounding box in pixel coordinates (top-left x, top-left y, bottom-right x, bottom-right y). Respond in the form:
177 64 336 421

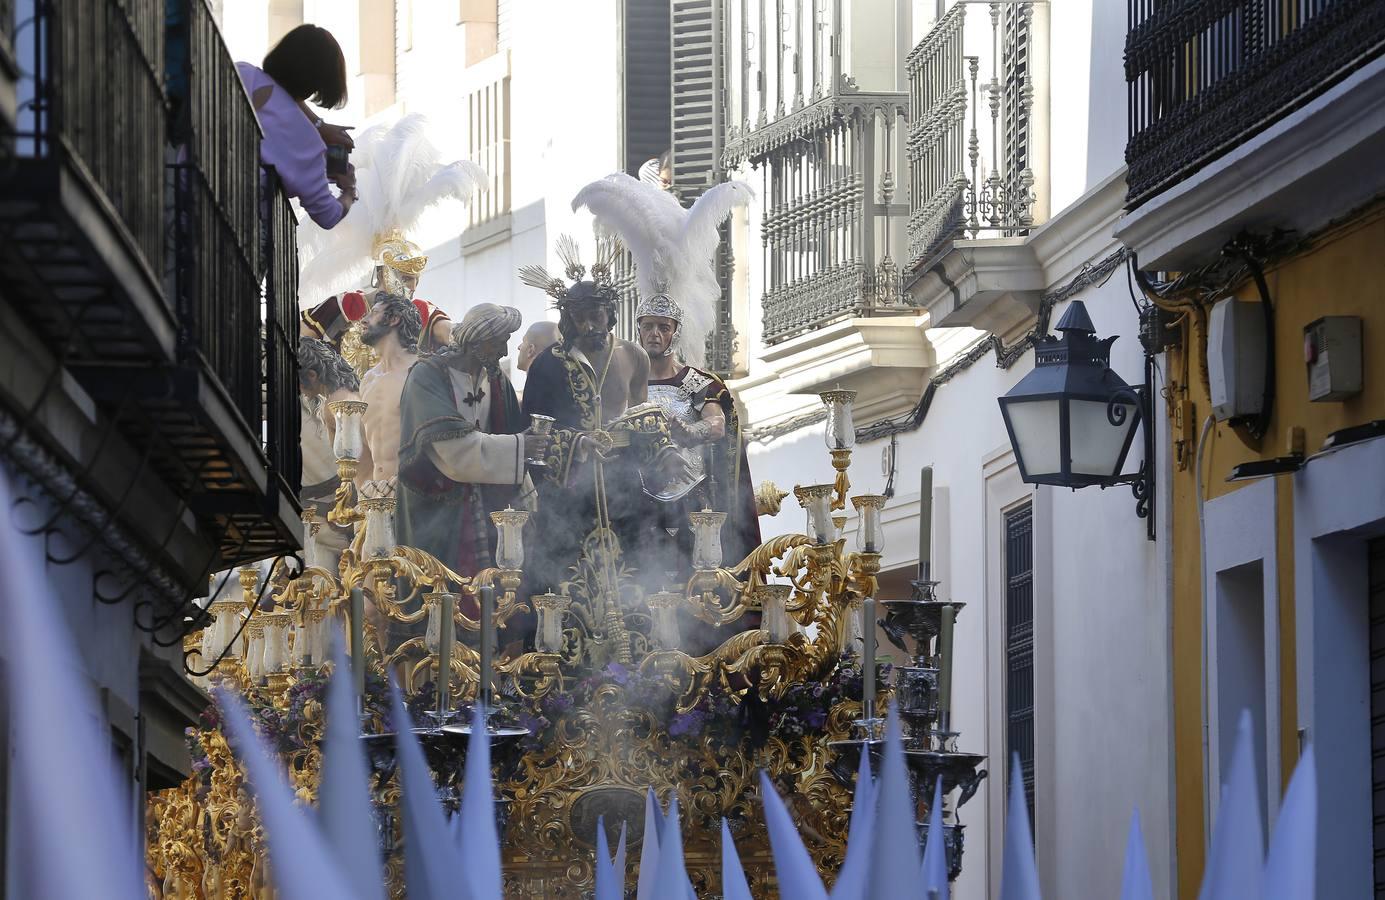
636 788 663 900
595 816 620 900
830 749 877 900
1263 744 1316 900
652 796 692 899
999 753 1042 900
459 704 503 900
760 770 829 900
0 474 146 900
865 704 923 900
614 820 629 892
1198 710 1264 900
320 632 387 900
219 690 359 899
920 777 950 900
389 682 460 900
722 818 754 900
1118 809 1153 900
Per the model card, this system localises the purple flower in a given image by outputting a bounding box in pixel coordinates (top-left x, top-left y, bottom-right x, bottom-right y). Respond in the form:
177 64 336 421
669 710 706 737
604 662 630 685
804 708 827 729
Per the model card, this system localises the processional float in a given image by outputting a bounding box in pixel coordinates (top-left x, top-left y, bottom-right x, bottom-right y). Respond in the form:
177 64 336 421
150 388 987 898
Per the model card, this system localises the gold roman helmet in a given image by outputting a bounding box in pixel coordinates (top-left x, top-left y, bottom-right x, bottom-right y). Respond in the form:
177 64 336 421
372 229 428 296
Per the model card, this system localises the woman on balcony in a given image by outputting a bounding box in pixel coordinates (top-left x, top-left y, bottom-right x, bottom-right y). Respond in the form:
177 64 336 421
236 24 356 229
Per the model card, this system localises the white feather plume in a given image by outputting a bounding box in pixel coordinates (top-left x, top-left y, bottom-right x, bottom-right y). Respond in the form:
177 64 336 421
572 173 753 366
297 114 489 306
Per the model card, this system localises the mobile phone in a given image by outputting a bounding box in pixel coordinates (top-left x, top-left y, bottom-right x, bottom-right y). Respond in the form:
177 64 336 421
326 144 349 176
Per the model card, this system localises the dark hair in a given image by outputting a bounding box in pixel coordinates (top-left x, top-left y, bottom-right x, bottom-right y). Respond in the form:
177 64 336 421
262 25 348 109
297 337 359 393
376 293 423 351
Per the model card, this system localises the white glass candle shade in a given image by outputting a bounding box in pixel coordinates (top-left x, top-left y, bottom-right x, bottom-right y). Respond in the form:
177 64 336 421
329 400 367 461
262 612 291 674
647 592 683 650
851 495 888 553
688 508 727 569
360 497 397 559
758 585 794 643
820 389 857 450
425 594 443 653
795 485 836 544
245 621 266 682
490 507 530 570
533 592 571 654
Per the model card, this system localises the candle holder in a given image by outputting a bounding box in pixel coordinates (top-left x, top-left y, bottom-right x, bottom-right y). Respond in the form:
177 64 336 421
688 508 727 570
646 590 684 650
245 618 267 685
754 585 795 642
850 494 887 553
301 508 322 571
360 496 397 560
832 515 848 542
821 389 857 509
490 506 530 570
532 591 570 655
328 400 368 527
794 484 836 545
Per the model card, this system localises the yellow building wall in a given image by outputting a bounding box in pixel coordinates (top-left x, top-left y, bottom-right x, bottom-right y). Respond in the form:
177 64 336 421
1165 205 1385 898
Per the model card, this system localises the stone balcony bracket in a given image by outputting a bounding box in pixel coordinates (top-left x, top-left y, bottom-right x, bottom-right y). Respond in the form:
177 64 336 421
907 237 1045 341
736 315 936 428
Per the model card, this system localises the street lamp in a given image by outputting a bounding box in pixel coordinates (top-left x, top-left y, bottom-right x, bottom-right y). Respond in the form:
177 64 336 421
997 301 1153 535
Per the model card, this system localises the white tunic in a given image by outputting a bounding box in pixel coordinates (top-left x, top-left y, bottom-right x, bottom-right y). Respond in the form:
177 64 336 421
423 369 526 485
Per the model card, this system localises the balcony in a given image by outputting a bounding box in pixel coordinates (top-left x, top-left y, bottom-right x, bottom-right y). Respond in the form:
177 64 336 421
900 0 1051 336
1125 0 1385 208
732 95 911 346
0 0 300 594
905 1 1043 276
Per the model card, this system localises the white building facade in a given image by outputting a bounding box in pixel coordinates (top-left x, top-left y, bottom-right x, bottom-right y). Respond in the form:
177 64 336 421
723 1 1175 897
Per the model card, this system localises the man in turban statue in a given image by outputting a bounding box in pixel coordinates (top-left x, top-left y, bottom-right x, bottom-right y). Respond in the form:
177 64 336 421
396 303 545 578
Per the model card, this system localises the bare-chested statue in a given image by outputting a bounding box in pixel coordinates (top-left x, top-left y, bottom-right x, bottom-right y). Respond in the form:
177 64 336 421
356 293 422 490
518 239 682 595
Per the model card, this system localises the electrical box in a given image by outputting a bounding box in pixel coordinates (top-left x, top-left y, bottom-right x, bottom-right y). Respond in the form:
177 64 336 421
1304 316 1362 401
1208 297 1266 422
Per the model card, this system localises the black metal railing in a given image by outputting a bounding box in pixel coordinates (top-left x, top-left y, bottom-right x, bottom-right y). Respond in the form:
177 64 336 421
170 0 298 501
21 0 166 286
172 0 262 429
263 172 301 501
1126 0 1385 207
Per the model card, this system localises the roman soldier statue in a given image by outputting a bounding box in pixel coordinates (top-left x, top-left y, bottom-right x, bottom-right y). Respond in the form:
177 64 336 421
572 173 762 571
295 114 487 359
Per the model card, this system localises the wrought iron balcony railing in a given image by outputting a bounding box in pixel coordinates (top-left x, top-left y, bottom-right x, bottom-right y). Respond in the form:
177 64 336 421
1125 0 1385 207
755 100 910 346
905 1 1039 273
0 0 301 585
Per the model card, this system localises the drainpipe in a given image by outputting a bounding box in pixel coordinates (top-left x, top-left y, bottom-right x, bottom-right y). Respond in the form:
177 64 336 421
1195 414 1215 846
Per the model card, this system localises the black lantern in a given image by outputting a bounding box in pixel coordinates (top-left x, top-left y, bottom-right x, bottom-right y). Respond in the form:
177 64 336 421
998 302 1152 531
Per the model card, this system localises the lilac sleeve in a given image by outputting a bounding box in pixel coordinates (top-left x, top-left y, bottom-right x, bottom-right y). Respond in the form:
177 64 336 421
236 63 344 229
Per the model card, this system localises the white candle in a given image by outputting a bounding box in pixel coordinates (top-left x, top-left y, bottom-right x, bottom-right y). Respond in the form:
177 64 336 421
438 593 455 716
350 587 366 706
938 604 956 724
862 598 877 719
479 585 495 715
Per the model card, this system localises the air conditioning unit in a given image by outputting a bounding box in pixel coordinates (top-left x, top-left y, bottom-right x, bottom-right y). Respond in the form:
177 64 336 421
1208 297 1266 423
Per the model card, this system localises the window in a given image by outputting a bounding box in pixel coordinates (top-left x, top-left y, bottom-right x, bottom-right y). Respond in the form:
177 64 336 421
1004 502 1035 827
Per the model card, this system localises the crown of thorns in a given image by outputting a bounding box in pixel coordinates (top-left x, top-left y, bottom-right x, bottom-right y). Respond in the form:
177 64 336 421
516 234 621 304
